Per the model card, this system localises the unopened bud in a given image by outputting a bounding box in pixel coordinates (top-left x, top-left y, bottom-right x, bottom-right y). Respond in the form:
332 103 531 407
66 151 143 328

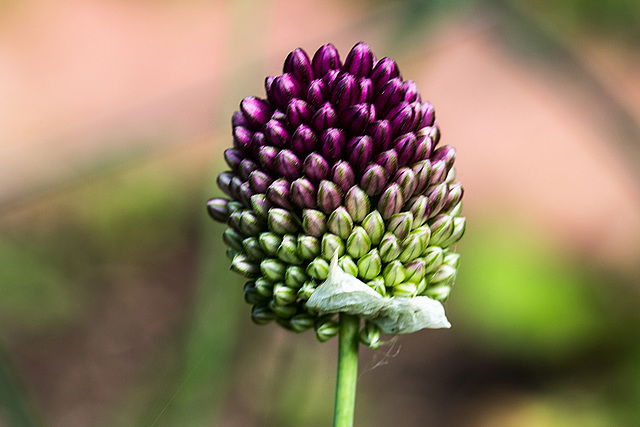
428 214 454 247
297 280 317 300
383 260 406 287
269 300 297 318
398 233 424 263
391 282 418 297
302 209 327 237
338 255 359 277
367 276 387 296
361 211 385 245
321 233 345 260
260 258 287 281
231 254 260 277
207 198 230 222
423 246 445 273
289 313 315 333
223 228 244 252
251 305 276 325
357 249 382 280
346 226 372 259
298 235 321 260
254 278 274 298
404 259 426 283
258 232 282 257
273 283 298 306
440 217 466 248
285 265 308 289
427 264 457 287
315 317 339 342
242 237 266 260
317 180 343 213
423 285 451 301
377 183 404 220
387 212 414 240
379 232 402 263
277 234 302 265
359 322 381 349
394 167 418 200
443 252 460 269
268 208 300 235
250 194 272 219
327 207 354 240
344 186 371 223
307 257 330 280
244 282 267 305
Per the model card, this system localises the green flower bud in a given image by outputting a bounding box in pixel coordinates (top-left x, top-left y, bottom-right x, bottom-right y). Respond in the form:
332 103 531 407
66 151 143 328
387 212 414 240
327 207 354 240
357 249 382 280
307 257 330 280
344 186 371 223
223 228 244 252
448 201 463 217
383 260 406 287
404 259 426 283
297 280 317 300
277 234 303 265
315 317 339 342
359 322 381 349
423 246 445 273
254 277 274 298
273 283 298 305
427 264 457 287
250 194 271 218
391 281 418 297
367 276 387 296
238 210 264 236
411 225 431 248
338 255 359 277
321 233 345 260
289 313 315 332
231 254 260 277
268 208 299 234
346 226 372 259
423 284 451 301
260 258 287 281
440 217 466 248
298 235 321 260
445 167 456 183
379 232 402 263
361 210 385 245
407 195 429 228
285 265 308 289
398 233 424 263
269 300 297 318
428 214 454 247
258 232 282 257
415 277 428 295
443 252 460 269
302 209 327 237
227 201 244 214
242 237 265 260
225 248 239 260
251 305 276 324
244 282 267 305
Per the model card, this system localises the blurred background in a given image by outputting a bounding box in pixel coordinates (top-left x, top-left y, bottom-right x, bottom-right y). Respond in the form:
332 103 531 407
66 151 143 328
1 0 639 426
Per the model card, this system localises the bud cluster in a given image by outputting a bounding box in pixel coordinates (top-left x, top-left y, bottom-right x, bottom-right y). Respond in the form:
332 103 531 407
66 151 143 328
208 42 465 347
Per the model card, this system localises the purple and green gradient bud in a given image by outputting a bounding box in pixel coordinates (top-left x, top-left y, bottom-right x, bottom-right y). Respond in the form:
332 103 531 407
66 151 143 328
208 42 465 346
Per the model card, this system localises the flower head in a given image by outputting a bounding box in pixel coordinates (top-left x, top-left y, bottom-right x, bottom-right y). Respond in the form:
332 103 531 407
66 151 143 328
208 42 465 346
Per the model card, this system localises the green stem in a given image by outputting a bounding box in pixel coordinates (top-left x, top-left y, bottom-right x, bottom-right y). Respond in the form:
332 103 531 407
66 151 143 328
333 313 360 427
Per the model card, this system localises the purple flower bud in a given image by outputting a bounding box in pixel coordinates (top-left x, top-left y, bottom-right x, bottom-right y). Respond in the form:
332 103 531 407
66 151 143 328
370 57 401 91
358 78 373 104
302 209 327 237
312 43 342 77
251 132 266 155
238 182 254 207
343 42 375 77
267 178 293 210
386 102 416 136
249 170 274 193
407 195 430 228
323 69 341 92
344 186 371 223
291 124 318 157
419 102 435 128
240 96 273 129
250 194 272 218
429 159 448 185
374 78 404 115
374 149 398 177
283 48 313 84
287 99 314 128
238 210 264 236
432 145 456 170
290 177 317 209
387 212 413 240
232 110 251 128
422 124 440 146
224 148 243 171
303 152 330 184
233 126 253 152
403 80 421 103
269 74 301 109
310 103 338 133
317 180 343 213
258 145 279 174
217 171 237 198
340 103 375 135
426 182 448 218
393 133 417 167
346 135 373 171
331 73 360 112
268 208 300 234
413 131 434 162
360 164 389 196
276 149 302 181
366 120 392 152
264 119 291 148
207 198 230 222
377 183 404 220
320 128 345 162
331 161 356 193
411 160 431 194
393 167 418 200
306 79 329 108
239 159 259 181
442 182 463 213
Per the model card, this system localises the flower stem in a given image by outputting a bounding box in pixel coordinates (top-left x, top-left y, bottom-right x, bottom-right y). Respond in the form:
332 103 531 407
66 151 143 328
333 313 359 427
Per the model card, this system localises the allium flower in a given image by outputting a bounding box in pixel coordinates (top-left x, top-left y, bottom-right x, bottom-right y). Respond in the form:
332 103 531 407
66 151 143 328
207 42 465 348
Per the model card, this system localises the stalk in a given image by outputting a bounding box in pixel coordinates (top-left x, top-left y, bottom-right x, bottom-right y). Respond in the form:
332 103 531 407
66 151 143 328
333 313 360 427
